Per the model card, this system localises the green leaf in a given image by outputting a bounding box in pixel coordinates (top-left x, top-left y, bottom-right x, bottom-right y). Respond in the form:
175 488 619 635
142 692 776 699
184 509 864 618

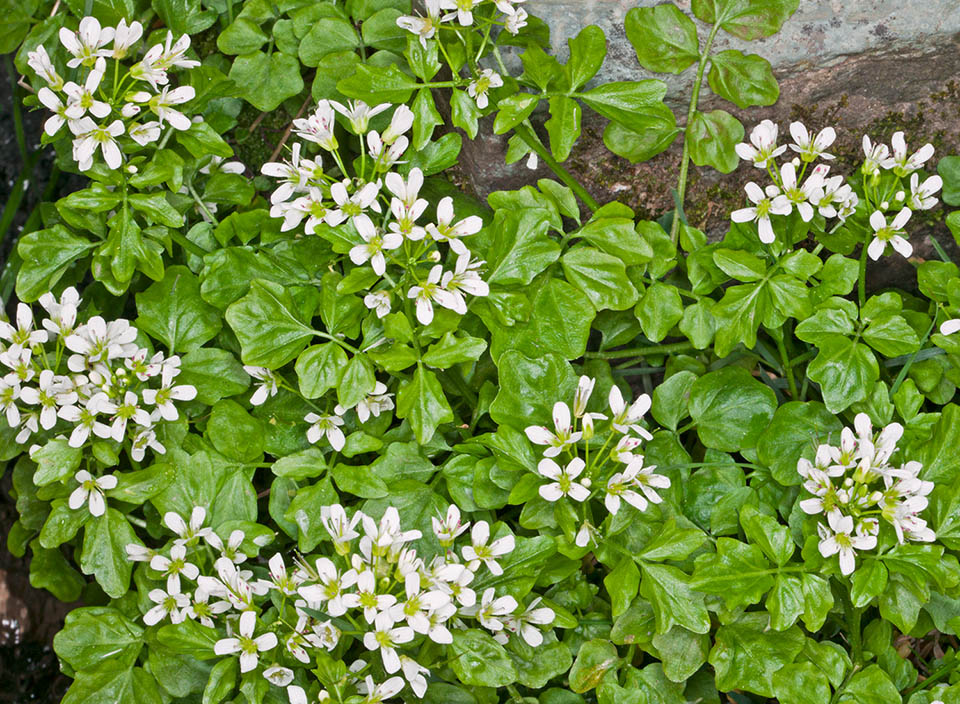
772 663 831 704
411 88 443 150
423 332 487 369
691 537 773 609
709 615 805 697
226 279 315 369
508 634 573 689
484 209 561 286
545 96 582 162
688 366 777 451
136 265 222 353
228 51 304 111
807 335 879 413
296 343 348 399
177 349 251 406
569 639 619 693
739 505 793 565
490 351 576 430
494 94 540 135
128 193 184 228
105 465 175 505
862 313 921 357
31 438 82 486
202 657 238 704
562 246 639 311
836 665 900 704
62 665 162 704
920 404 960 483
16 225 95 302
578 218 653 265
152 0 216 35
285 477 339 551
604 557 640 619
565 25 606 91
707 50 779 108
692 0 800 41
217 17 268 55
686 109 744 173
625 4 700 74
397 365 454 444
603 111 680 164
713 248 767 281
337 354 376 410
635 282 683 341
651 370 697 431
337 63 418 104
175 121 234 159
54 607 143 671
679 301 716 349
300 17 360 65
362 8 407 51
711 280 771 356
580 80 668 127
156 619 219 660
640 562 711 635
80 508 139 598
450 88 481 139
449 629 517 687
207 400 265 463
756 401 842 485
938 155 960 206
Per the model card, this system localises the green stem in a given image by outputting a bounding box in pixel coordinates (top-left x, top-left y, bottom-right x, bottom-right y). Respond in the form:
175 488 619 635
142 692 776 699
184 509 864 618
187 183 219 225
514 123 600 214
840 589 864 666
169 229 208 258
889 311 938 397
669 22 721 245
585 341 694 360
857 240 869 309
776 333 799 399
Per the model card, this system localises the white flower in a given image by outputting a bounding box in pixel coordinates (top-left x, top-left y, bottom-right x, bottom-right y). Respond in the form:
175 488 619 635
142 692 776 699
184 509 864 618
132 85 196 130
608 386 653 439
59 17 115 68
508 597 554 646
143 587 189 626
432 505 469 547
941 319 960 335
397 0 443 46
305 412 346 450
399 656 430 698
63 57 110 120
440 0 479 26
730 181 791 243
461 521 514 576
165 506 214 547
263 666 295 688
472 587 518 632
296 558 358 616
111 19 143 59
350 218 402 277
331 180 382 232
38 287 80 337
70 117 125 171
332 100 390 134
129 120 162 146
505 7 529 34
467 69 503 110
524 401 582 458
363 611 414 673
408 265 452 325
0 302 49 352
131 425 166 461
27 45 63 90
538 457 590 502
883 131 934 176
150 543 200 594
68 470 117 517
320 504 362 554
293 101 339 151
907 173 942 211
441 253 489 312
788 122 835 161
367 132 408 169
817 512 876 575
262 143 316 204
382 105 414 145
359 676 405 704
735 120 786 169
861 135 889 176
867 208 912 260
0 379 20 427
183 587 230 627
19 368 75 429
214 611 278 673
779 162 829 222
244 366 279 406
343 569 397 624
364 291 392 319
808 175 853 218
146 31 200 71
141 364 196 421
356 381 394 423
37 88 73 136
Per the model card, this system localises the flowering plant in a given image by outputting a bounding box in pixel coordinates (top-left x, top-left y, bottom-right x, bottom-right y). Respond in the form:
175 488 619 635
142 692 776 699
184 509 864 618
4 1 960 704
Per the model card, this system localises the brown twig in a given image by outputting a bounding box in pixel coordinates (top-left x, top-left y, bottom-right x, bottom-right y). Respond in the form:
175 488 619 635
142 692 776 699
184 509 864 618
17 76 35 94
268 95 313 164
247 110 269 134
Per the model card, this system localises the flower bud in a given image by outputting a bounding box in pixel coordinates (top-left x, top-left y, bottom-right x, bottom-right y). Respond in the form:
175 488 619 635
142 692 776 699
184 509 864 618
428 250 441 262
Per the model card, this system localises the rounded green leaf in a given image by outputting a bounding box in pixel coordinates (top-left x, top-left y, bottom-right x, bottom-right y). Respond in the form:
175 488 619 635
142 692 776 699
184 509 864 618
688 366 777 451
625 4 700 74
686 109 745 173
707 50 779 108
756 401 842 485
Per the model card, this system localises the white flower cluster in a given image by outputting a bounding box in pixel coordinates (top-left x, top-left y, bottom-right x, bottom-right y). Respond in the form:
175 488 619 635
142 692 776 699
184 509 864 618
733 122 939 257
26 16 199 171
131 503 554 703
397 0 529 47
263 100 489 327
798 413 935 576
242 366 393 451
525 377 670 547
0 288 196 463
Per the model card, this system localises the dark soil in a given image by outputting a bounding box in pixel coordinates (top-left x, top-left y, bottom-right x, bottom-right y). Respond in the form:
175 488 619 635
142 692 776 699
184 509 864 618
0 57 74 703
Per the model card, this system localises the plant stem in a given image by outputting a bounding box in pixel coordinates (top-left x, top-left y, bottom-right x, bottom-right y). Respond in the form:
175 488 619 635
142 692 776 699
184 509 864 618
514 123 600 214
585 341 694 360
889 312 937 397
840 589 864 666
857 241 869 309
669 23 721 245
169 229 209 258
776 333 799 399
